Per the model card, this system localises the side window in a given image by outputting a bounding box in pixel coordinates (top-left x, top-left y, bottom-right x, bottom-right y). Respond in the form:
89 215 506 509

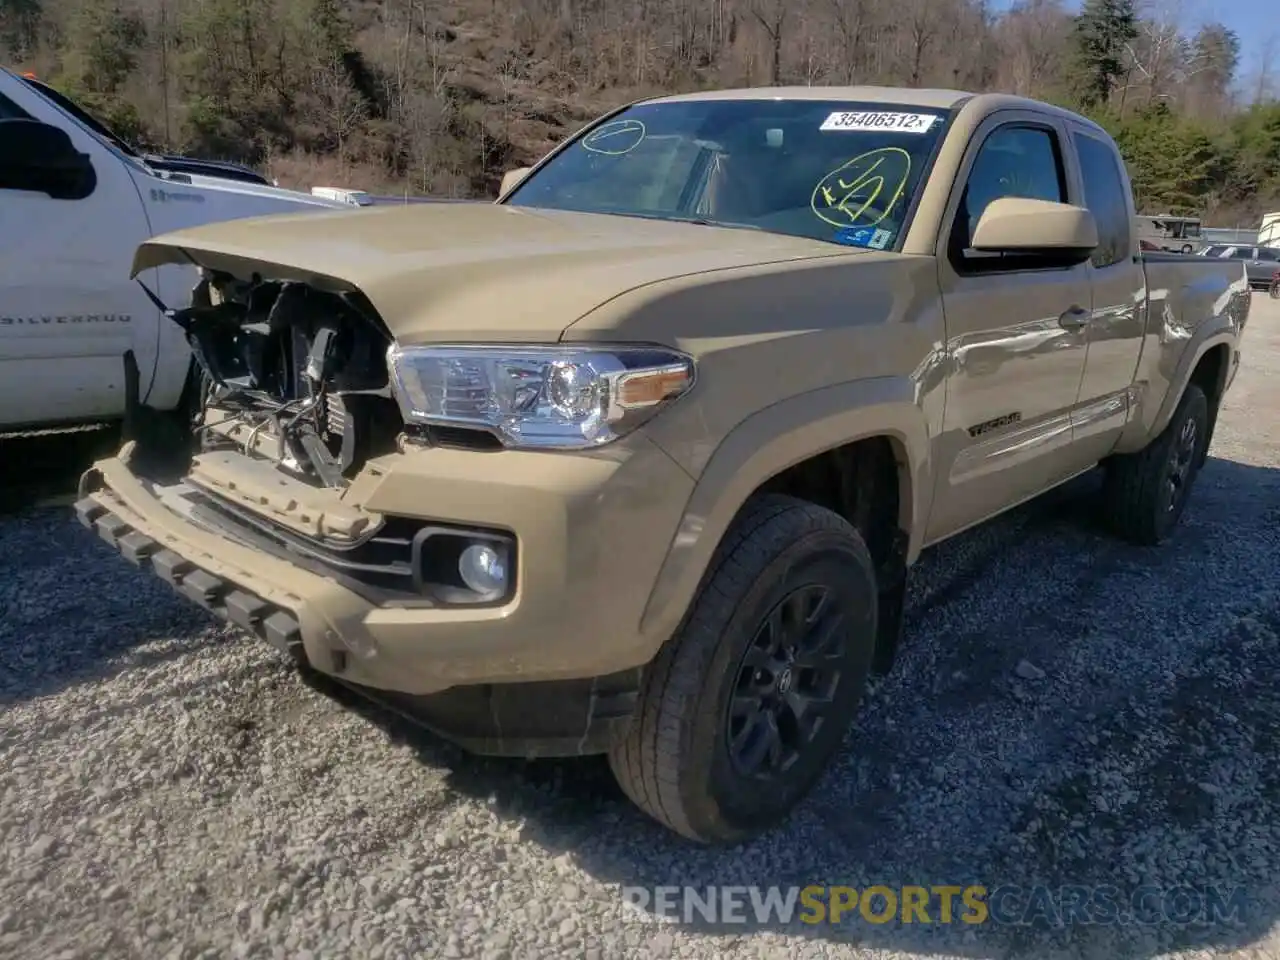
1072 132 1131 268
0 93 31 121
951 124 1067 271
1257 248 1280 262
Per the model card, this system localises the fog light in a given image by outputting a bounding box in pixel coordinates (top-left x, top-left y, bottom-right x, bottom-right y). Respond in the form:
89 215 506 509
458 542 507 597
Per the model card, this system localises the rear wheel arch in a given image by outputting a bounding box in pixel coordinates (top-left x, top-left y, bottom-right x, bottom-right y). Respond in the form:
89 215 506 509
1139 332 1235 451
1186 343 1230 465
1188 342 1230 408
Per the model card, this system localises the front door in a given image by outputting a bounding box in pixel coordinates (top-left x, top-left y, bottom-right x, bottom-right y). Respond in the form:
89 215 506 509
0 86 158 429
925 112 1094 544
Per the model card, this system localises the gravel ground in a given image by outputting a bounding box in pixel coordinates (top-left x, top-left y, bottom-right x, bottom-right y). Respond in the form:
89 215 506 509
3 300 1280 960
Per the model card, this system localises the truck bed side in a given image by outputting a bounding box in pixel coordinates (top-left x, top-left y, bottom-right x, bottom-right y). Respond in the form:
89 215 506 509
1116 252 1251 455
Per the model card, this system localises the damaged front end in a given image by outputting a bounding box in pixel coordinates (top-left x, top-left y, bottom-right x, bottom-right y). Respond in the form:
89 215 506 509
75 234 704 757
140 270 403 486
97 265 527 611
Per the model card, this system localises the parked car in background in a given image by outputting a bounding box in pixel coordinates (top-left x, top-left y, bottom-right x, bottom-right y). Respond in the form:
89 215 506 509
1202 226 1259 247
1197 243 1280 290
311 185 480 207
366 195 475 205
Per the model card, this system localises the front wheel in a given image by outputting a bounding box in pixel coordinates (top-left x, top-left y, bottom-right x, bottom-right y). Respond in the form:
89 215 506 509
608 494 879 844
1180 243 1194 255
1100 384 1210 545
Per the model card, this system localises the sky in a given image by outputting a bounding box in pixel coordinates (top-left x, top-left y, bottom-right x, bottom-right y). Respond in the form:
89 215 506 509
989 0 1276 100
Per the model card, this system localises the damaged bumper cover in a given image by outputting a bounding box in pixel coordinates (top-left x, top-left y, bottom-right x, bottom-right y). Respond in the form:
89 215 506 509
74 438 694 757
77 492 306 655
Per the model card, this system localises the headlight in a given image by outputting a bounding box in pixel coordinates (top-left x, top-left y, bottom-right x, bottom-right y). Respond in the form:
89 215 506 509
386 343 696 450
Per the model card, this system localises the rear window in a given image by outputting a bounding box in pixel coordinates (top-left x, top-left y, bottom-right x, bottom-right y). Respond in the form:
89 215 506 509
1072 132 1130 268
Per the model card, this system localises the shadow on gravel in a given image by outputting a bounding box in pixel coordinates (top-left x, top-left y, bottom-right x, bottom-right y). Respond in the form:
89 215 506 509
0 428 231 704
309 455 1280 959
0 427 122 516
0 506 223 706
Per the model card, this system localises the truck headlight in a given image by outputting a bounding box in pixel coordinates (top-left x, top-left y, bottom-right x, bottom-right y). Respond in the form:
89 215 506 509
386 343 696 450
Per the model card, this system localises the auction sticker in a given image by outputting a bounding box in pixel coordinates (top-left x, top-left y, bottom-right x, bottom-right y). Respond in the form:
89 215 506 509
820 111 940 133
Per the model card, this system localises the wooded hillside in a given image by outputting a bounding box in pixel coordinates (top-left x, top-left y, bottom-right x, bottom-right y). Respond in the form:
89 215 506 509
3 0 1279 224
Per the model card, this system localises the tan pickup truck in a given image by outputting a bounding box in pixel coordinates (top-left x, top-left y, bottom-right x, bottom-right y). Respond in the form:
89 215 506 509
74 86 1251 844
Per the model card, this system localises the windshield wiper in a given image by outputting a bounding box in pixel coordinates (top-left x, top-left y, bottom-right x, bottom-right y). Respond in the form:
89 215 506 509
614 211 765 232
669 216 766 231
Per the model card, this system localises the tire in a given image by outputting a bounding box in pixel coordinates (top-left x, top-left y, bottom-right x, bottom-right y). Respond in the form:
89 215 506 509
1180 243 1194 255
1101 383 1210 545
608 493 879 844
1269 281 1280 300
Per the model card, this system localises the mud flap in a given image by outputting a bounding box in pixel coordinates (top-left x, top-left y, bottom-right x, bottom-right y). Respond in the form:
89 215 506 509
120 349 193 479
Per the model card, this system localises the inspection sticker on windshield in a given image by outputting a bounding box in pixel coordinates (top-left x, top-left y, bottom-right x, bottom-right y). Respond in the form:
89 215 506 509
835 226 895 249
820 111 939 133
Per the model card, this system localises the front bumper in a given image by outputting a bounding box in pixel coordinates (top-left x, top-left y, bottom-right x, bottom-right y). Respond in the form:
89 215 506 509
76 437 695 754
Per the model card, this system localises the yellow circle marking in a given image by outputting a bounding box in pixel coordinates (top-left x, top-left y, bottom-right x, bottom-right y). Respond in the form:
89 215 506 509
810 147 911 228
581 119 647 156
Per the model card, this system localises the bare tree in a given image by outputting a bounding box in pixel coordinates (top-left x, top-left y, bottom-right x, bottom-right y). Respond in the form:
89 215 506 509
1121 0 1189 108
902 0 937 87
1250 32 1279 104
995 0 1071 97
749 0 788 85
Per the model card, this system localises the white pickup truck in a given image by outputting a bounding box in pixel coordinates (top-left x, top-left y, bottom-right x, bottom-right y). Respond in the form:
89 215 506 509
0 67 353 433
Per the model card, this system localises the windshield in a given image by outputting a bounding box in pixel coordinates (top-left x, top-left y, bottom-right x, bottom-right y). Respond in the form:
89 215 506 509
504 99 952 250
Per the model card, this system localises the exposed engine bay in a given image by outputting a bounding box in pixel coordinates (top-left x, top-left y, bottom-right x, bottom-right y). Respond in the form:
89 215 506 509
168 271 403 488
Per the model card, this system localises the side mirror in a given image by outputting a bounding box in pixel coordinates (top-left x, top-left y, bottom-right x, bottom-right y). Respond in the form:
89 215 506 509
970 197 1098 262
0 118 97 200
499 166 531 197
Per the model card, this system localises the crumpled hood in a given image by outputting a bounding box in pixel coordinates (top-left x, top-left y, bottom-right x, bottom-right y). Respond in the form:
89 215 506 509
131 203 857 343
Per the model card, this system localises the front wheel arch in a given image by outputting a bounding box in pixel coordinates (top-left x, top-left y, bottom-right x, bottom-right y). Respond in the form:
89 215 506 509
636 381 929 652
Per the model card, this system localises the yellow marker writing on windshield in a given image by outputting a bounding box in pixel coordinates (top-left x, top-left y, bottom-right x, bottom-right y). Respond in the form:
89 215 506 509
811 147 911 228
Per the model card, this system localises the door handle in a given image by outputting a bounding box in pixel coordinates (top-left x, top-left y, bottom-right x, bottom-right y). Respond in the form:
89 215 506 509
1058 306 1091 330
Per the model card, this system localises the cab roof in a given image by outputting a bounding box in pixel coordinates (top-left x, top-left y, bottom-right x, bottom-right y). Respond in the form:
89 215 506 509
644 86 974 109
637 86 1107 138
